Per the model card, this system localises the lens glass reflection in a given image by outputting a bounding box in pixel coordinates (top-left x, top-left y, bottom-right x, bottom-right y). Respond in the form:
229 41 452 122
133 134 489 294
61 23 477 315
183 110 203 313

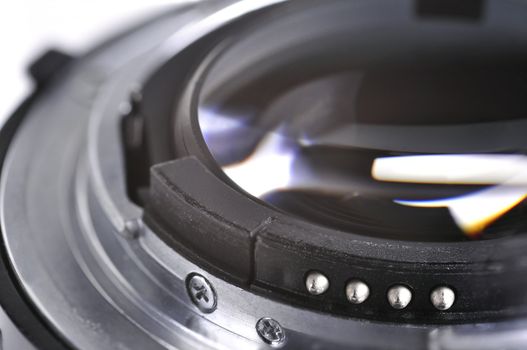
196 2 527 241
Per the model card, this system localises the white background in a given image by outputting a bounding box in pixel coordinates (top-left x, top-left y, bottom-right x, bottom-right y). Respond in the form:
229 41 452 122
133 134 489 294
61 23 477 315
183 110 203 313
0 1 179 125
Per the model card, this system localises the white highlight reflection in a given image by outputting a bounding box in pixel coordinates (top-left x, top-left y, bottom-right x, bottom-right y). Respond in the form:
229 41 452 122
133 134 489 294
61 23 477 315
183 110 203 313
222 132 294 198
372 154 527 236
372 154 527 185
199 107 245 140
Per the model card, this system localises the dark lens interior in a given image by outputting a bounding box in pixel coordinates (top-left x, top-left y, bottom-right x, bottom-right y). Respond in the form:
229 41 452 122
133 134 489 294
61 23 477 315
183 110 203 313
196 0 527 242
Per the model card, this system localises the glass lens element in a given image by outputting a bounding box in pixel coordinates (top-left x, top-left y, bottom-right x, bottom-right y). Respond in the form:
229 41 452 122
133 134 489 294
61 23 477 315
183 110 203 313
196 1 527 242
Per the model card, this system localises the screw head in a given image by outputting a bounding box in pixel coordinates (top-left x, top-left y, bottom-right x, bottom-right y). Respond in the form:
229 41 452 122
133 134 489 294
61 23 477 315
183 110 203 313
305 271 329 295
345 280 370 304
256 317 286 347
121 218 143 239
186 274 217 313
387 285 412 309
430 286 456 311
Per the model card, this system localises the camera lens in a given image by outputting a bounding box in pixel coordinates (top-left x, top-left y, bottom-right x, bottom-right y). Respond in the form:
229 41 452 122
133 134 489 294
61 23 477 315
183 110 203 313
2 1 527 349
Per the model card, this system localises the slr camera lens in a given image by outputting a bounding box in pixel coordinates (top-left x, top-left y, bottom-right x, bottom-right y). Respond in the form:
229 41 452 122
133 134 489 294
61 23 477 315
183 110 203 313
1 1 527 349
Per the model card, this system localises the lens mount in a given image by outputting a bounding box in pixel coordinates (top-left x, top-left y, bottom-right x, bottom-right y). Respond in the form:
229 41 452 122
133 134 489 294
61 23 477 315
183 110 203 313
142 0 527 325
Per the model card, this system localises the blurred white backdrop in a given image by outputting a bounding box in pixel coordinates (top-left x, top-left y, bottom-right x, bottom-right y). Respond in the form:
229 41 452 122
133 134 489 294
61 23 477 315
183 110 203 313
0 1 179 125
